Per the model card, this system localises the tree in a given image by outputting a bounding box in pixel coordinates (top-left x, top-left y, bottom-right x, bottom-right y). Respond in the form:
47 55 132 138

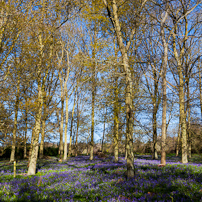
101 0 148 178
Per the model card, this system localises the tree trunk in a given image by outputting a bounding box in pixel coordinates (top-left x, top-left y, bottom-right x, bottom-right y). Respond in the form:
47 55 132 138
24 131 27 159
185 76 191 159
64 97 69 160
102 108 106 152
28 32 44 175
173 45 188 163
176 121 181 156
28 130 34 166
160 7 168 166
24 104 28 159
161 63 167 165
109 0 134 178
39 118 46 159
89 86 95 161
178 72 188 163
199 66 202 119
75 95 80 157
152 107 158 160
114 76 119 162
89 52 96 161
59 99 64 160
10 83 20 162
57 109 61 156
68 96 76 157
28 85 43 175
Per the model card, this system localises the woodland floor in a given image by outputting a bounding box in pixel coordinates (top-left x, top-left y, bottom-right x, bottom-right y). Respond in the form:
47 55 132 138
0 154 202 201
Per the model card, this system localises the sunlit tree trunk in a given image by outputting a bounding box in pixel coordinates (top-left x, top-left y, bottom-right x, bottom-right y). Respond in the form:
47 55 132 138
172 22 188 164
64 97 69 160
39 118 46 159
28 84 43 175
75 93 80 157
57 109 61 156
59 98 64 160
28 30 49 175
176 120 181 156
10 80 20 162
68 95 76 157
103 0 135 178
89 83 95 160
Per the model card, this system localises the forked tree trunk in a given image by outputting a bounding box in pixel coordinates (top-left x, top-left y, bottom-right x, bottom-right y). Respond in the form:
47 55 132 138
28 85 43 175
28 32 46 175
110 0 135 178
